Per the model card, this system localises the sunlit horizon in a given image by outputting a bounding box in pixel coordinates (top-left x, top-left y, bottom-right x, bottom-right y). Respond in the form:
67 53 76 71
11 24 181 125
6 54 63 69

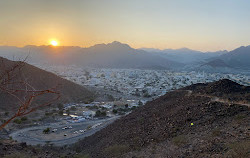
1 0 250 52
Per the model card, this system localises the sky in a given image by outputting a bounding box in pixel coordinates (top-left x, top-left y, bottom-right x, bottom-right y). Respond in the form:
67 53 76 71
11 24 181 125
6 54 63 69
0 0 250 51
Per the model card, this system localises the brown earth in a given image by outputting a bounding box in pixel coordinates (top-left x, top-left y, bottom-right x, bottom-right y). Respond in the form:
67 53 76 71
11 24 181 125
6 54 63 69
0 57 95 112
0 79 249 158
72 79 249 158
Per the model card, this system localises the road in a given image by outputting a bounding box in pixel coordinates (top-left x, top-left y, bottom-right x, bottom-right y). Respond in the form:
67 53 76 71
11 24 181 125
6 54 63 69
10 116 120 146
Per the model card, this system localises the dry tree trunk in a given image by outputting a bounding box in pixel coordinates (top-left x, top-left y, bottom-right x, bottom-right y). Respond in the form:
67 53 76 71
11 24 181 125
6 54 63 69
0 59 60 130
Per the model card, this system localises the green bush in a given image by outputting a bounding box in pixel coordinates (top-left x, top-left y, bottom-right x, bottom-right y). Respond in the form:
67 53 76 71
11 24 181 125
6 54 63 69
112 109 118 114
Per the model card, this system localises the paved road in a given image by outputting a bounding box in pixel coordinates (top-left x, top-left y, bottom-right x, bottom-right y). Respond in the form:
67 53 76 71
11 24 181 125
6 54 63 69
10 116 120 146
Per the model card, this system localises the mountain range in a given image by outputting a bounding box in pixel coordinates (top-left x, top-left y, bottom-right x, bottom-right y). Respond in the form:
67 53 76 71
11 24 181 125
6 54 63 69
0 42 250 72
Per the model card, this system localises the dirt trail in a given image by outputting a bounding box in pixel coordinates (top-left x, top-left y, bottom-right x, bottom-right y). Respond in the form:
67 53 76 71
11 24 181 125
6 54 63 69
180 90 250 107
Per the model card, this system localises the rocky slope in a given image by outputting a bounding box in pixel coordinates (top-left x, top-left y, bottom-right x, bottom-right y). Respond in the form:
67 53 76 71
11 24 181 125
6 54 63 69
73 79 249 158
0 57 94 111
0 79 249 158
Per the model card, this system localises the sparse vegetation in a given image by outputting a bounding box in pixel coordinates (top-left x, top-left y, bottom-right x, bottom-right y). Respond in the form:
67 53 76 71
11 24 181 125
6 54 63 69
4 112 9 116
94 110 107 117
58 110 63 116
43 127 50 134
112 109 118 114
13 119 22 124
57 103 64 110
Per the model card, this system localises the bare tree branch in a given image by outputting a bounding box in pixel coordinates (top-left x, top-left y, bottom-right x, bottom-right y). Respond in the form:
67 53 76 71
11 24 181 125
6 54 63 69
0 58 60 130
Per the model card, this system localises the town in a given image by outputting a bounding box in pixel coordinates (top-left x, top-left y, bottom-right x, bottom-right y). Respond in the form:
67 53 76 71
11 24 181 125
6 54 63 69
38 64 250 102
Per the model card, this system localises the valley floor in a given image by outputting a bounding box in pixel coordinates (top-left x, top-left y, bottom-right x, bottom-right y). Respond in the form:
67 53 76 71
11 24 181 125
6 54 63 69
9 116 119 146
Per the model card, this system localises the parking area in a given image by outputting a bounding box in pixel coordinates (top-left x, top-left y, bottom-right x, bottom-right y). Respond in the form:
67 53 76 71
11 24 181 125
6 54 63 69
10 116 119 146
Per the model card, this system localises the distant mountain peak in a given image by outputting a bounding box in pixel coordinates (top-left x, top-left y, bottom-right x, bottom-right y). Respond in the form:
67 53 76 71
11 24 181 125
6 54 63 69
176 47 192 51
107 41 131 48
111 41 122 44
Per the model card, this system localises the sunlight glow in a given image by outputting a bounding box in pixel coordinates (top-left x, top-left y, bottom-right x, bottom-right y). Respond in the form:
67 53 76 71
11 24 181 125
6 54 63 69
50 40 58 46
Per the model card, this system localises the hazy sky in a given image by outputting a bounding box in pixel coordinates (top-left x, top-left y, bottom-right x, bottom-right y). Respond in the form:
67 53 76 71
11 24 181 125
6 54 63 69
0 0 250 51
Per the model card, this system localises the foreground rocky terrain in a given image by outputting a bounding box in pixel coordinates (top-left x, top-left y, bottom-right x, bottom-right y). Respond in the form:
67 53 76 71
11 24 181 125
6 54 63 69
0 79 249 158
73 79 249 158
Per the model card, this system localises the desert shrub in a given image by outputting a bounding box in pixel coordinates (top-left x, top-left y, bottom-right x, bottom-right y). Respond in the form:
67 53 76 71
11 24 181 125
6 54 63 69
57 103 64 110
66 109 70 115
43 127 50 134
45 112 53 116
138 100 143 106
94 110 106 117
131 106 137 110
71 106 77 111
103 144 130 157
87 125 92 130
58 110 63 116
172 135 187 146
1 119 6 123
4 112 9 116
21 117 27 121
112 109 118 114
13 119 22 124
107 94 115 101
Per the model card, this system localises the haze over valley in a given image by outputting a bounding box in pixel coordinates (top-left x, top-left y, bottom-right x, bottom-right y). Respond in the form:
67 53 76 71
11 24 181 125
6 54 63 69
0 0 250 158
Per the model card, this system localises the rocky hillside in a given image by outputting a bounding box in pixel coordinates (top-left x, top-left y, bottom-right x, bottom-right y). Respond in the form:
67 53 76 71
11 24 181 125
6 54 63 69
183 79 250 103
0 79 249 158
72 79 249 158
0 57 94 111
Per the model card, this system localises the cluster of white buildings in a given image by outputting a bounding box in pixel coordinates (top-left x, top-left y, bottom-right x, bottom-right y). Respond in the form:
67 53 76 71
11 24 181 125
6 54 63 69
37 65 250 101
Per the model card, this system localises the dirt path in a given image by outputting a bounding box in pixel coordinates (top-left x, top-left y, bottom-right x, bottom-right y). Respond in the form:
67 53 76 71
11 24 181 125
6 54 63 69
180 90 250 107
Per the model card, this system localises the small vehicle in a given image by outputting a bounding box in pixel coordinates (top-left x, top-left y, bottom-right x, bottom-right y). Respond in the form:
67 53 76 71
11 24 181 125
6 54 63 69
52 129 57 132
73 131 78 134
64 134 67 136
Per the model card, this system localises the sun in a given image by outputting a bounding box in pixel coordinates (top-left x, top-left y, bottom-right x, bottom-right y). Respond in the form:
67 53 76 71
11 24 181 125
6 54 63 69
50 40 58 46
